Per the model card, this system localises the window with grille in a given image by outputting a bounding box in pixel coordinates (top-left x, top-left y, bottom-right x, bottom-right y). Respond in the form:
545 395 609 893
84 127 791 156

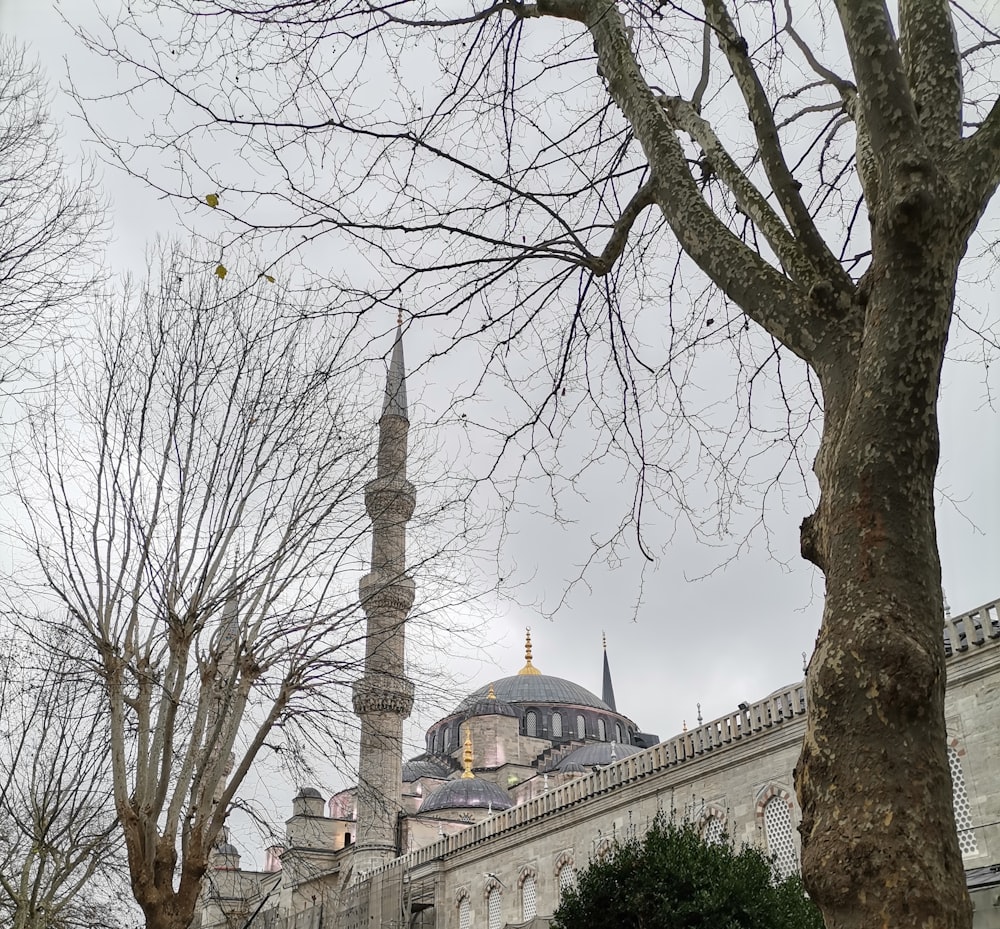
487 887 502 929
459 896 471 929
526 711 537 737
763 797 797 878
576 715 586 739
551 712 562 738
521 875 537 921
598 718 607 741
949 747 979 856
702 816 725 846
558 863 576 896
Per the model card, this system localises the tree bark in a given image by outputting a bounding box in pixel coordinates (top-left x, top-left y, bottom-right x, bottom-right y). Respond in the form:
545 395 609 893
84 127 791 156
797 177 971 928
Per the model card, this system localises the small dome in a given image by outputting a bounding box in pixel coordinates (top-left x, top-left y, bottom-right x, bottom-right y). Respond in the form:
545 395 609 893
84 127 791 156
558 761 586 773
295 786 323 800
403 757 453 782
466 693 519 719
420 777 513 813
553 741 643 771
214 842 240 856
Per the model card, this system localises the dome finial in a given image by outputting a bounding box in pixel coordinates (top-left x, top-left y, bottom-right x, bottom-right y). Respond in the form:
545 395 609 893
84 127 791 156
518 627 541 676
487 683 496 700
461 725 475 779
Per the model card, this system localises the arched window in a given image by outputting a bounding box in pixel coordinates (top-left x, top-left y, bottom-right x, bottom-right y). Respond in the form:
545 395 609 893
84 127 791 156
434 728 442 754
521 875 537 921
949 746 979 856
702 816 725 846
557 862 576 896
551 712 563 738
615 722 623 743
576 714 586 739
487 886 502 929
598 718 607 741
458 895 471 929
762 796 797 878
525 711 537 737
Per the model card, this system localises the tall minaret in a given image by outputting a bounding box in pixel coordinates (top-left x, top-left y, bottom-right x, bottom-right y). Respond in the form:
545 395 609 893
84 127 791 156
352 319 416 874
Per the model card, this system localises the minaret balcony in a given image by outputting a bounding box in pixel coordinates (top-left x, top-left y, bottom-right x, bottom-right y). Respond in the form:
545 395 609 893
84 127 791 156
352 672 415 717
364 477 416 523
359 574 415 615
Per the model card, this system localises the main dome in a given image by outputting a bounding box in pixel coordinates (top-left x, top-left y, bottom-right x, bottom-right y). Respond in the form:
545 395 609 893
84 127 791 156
454 674 612 713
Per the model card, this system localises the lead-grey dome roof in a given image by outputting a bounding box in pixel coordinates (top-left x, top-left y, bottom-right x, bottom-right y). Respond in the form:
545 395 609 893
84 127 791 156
419 777 513 813
454 674 611 713
553 741 643 771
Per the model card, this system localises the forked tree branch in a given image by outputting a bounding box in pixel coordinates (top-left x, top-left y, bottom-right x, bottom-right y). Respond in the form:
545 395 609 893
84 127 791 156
701 0 852 297
529 0 822 361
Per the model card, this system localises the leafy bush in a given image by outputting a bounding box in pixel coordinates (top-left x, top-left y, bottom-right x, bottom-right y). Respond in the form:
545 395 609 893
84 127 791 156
552 816 824 929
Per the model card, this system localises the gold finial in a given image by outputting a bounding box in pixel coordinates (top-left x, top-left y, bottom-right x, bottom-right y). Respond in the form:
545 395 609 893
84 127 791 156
487 683 496 700
461 725 475 779
602 631 607 650
518 627 541 676
396 309 402 327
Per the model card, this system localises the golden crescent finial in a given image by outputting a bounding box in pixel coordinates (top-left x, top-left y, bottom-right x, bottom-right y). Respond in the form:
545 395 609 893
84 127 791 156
518 627 541 675
487 683 496 700
461 725 475 779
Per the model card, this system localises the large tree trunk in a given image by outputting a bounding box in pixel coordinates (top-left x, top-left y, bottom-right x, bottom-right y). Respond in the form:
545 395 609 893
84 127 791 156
796 199 971 928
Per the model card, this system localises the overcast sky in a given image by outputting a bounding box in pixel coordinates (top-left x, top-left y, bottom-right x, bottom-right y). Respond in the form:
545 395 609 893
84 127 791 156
3 0 998 859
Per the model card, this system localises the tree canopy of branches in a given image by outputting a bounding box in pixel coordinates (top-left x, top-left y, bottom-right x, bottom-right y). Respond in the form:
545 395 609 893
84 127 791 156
73 1 1000 927
552 816 823 929
14 246 403 929
0 37 101 383
0 631 130 929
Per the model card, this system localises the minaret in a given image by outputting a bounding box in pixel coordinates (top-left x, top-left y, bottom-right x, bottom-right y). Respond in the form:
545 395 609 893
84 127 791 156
601 632 617 711
352 318 416 874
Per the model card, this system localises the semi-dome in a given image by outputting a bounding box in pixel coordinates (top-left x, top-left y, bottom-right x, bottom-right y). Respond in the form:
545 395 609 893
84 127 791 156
455 674 611 713
403 756 453 782
419 777 514 813
553 741 643 771
294 786 323 800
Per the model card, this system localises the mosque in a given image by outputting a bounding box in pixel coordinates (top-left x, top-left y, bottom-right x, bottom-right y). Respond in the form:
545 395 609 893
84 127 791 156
199 326 1000 929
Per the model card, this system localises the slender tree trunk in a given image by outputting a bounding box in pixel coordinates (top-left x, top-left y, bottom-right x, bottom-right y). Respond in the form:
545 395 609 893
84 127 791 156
797 200 972 928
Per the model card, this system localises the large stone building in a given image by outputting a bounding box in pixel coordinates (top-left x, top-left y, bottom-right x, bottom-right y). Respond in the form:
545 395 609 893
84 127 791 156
199 329 1000 929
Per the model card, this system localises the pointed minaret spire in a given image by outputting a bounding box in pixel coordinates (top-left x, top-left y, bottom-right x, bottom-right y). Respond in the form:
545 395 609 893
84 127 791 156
601 631 618 711
352 319 416 875
382 315 408 420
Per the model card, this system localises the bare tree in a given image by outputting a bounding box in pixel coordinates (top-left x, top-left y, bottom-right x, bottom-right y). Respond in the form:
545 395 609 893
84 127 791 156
0 629 130 929
71 1 1000 927
0 38 102 385
12 243 436 929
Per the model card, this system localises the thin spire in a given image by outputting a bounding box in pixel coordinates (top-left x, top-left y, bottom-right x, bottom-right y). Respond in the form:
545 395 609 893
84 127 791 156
461 725 475 779
518 627 541 676
382 317 408 419
601 632 617 711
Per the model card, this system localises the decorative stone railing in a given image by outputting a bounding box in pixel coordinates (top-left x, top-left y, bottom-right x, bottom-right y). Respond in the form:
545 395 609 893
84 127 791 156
359 597 1000 882
944 598 1000 657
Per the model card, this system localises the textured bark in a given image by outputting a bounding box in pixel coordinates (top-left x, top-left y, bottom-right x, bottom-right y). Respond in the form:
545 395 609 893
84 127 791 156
797 164 969 928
